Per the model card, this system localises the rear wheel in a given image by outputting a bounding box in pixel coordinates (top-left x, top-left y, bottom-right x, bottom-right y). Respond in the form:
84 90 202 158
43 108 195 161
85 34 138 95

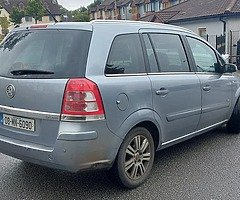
108 127 155 189
227 99 240 134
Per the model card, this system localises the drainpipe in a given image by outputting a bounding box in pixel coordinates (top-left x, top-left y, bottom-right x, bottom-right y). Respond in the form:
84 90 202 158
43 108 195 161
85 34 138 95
114 0 117 19
219 17 228 54
219 17 226 35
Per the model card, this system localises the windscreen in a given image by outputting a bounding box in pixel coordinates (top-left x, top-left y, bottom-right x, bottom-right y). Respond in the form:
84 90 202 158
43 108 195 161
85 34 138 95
0 29 92 78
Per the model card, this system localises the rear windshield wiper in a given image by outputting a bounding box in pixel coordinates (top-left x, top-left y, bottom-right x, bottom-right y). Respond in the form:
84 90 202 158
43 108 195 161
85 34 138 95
10 69 54 76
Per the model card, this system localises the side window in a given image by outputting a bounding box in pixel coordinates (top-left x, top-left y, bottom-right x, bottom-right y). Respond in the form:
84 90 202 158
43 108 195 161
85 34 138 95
149 34 190 72
105 34 146 75
142 34 159 72
187 37 220 72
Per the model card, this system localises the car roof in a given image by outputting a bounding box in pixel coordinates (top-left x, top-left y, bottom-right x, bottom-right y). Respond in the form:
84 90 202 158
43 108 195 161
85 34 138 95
12 20 196 36
92 20 194 34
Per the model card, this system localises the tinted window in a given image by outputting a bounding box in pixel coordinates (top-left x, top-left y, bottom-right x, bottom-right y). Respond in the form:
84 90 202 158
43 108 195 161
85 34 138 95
0 30 92 78
149 34 190 72
105 34 146 74
187 37 220 73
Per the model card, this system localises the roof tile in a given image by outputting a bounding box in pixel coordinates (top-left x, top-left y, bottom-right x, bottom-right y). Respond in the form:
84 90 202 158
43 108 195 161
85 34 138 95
0 0 61 15
140 0 240 23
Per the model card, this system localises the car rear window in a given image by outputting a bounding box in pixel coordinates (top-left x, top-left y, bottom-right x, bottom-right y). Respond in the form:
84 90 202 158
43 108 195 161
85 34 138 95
0 29 92 79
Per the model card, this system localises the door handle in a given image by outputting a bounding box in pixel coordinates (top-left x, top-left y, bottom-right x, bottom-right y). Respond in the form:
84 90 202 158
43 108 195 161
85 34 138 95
156 88 169 96
203 85 211 91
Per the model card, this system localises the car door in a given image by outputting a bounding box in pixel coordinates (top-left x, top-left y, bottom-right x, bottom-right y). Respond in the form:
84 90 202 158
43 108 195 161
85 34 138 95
186 36 233 130
142 32 201 143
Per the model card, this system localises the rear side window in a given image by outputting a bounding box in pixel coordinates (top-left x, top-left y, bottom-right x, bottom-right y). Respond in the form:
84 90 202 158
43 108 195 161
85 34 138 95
149 34 190 72
0 30 92 78
105 34 146 75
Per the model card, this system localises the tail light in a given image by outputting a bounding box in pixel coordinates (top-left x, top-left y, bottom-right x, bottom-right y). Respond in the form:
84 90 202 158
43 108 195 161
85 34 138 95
30 24 48 29
61 78 105 121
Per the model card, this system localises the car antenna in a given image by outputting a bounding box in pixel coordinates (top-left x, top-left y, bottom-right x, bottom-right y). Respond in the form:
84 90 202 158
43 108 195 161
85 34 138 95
40 0 59 23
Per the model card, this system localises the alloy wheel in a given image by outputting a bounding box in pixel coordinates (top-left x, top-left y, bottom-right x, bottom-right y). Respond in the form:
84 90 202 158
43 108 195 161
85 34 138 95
124 135 151 180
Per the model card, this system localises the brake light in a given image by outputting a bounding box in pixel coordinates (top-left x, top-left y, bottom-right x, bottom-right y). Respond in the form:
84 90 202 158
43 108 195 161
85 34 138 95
61 78 105 121
30 24 48 29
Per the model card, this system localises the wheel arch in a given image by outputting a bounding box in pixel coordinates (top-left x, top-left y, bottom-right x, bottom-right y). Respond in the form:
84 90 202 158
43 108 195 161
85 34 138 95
132 121 160 150
115 109 163 150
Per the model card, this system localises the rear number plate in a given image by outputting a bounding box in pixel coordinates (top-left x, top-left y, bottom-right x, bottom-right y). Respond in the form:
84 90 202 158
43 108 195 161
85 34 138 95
2 114 35 132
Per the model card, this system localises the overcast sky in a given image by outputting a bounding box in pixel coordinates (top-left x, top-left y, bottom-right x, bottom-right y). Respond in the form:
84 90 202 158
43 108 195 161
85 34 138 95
58 0 94 10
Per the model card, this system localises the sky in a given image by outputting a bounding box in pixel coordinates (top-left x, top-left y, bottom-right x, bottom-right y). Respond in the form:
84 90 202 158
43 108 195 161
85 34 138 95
57 0 94 10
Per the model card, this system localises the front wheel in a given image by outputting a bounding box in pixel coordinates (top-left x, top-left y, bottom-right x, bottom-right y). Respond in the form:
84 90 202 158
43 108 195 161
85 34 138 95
108 127 155 189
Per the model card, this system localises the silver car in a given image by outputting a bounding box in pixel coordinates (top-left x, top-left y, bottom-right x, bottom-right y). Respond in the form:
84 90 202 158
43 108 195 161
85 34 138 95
0 20 239 188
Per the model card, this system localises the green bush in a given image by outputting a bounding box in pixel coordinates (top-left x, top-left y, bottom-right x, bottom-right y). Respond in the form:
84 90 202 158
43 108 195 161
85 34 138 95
0 34 5 42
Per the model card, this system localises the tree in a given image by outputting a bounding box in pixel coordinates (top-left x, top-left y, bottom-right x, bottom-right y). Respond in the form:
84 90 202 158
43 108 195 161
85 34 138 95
10 7 25 25
59 5 70 21
25 0 45 24
87 0 102 9
72 7 90 22
0 17 10 35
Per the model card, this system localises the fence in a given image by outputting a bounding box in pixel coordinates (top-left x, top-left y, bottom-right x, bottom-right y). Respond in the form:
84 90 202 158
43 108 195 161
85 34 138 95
203 31 240 68
230 30 240 67
204 34 226 55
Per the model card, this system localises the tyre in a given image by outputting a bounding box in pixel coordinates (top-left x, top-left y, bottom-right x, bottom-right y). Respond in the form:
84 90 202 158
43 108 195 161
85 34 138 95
227 99 240 134
108 127 155 189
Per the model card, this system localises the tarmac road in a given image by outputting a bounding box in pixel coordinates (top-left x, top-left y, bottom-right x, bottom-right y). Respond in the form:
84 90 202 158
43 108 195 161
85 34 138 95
1 127 240 200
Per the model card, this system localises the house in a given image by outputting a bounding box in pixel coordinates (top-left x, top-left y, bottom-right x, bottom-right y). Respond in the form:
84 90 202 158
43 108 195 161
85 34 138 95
140 0 240 62
89 0 126 20
0 5 10 21
91 0 116 20
0 0 61 26
89 0 184 21
131 0 181 20
117 0 132 20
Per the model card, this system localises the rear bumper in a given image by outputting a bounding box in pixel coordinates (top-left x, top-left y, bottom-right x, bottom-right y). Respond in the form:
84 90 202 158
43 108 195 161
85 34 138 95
0 122 122 172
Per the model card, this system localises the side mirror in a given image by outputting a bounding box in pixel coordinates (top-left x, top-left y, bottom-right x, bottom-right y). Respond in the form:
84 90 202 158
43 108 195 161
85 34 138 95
225 63 238 73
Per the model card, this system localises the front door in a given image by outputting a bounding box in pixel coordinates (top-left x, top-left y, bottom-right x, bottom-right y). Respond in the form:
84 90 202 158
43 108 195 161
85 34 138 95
186 36 233 130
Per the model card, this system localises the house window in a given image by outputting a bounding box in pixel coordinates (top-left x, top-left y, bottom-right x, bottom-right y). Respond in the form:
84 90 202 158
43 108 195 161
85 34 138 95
145 3 152 12
155 1 160 11
49 16 54 21
144 4 147 12
171 0 180 6
160 2 163 10
122 7 125 16
151 2 155 11
198 28 207 39
25 16 32 22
